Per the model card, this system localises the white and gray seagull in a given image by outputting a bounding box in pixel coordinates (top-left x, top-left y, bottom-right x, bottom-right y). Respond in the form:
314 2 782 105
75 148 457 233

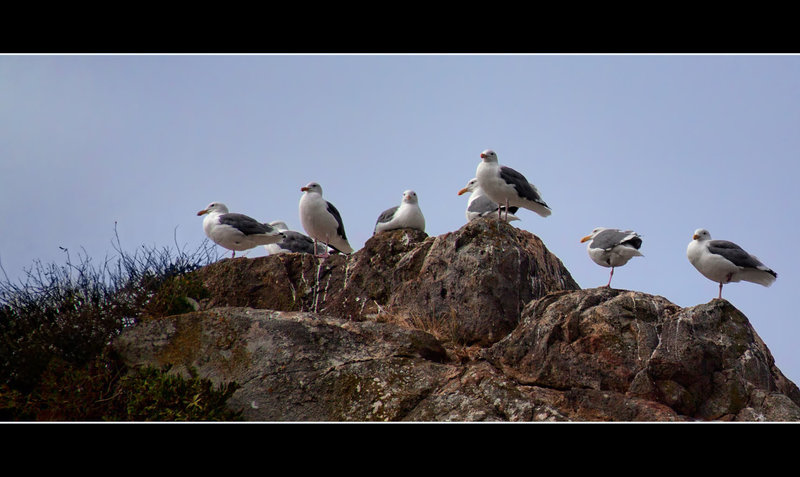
263 221 327 255
475 149 551 221
197 202 284 258
298 182 354 257
581 227 644 288
686 228 777 299
458 177 520 222
374 190 426 235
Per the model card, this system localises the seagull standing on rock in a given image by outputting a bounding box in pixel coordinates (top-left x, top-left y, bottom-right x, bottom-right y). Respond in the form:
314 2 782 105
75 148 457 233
687 228 777 299
458 177 520 222
581 227 643 288
263 221 327 255
197 202 284 258
298 182 354 257
374 190 426 235
475 149 551 221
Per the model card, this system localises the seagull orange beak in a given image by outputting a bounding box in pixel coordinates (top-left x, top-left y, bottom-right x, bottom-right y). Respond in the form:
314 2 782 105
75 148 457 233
301 186 309 192
197 209 209 216
480 153 486 159
580 235 592 243
693 234 700 240
458 187 469 195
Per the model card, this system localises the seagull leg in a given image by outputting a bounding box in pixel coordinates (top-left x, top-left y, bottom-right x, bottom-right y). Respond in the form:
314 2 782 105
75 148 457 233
231 250 236 259
718 272 733 299
505 199 510 221
605 267 614 288
315 237 330 259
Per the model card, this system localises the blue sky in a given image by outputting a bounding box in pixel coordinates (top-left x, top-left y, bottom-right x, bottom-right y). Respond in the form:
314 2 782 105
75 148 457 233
2 54 799 385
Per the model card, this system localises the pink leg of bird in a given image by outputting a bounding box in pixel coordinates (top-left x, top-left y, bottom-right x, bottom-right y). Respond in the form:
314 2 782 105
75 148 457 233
315 238 330 259
606 267 614 288
719 272 733 299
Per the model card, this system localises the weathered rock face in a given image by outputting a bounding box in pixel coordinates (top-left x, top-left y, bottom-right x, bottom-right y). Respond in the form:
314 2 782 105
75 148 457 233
194 219 580 346
112 220 800 421
483 287 800 421
114 307 455 421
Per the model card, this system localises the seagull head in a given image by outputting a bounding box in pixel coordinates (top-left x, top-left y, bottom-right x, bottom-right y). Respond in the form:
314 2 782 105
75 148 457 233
693 228 711 241
197 202 229 216
301 182 322 195
480 149 498 163
580 227 607 243
458 178 479 195
268 220 290 232
402 190 418 204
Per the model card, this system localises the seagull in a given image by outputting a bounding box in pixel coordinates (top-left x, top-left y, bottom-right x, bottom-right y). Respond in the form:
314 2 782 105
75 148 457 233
687 228 777 299
374 190 426 235
458 177 520 222
263 221 327 255
581 227 644 288
197 202 284 258
475 149 551 222
298 182 354 257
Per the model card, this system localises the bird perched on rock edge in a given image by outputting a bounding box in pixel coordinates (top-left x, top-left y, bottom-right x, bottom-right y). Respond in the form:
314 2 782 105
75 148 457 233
458 177 520 222
581 227 644 288
298 182 354 257
197 202 284 258
374 189 426 235
686 228 777 299
475 149 551 221
263 221 327 255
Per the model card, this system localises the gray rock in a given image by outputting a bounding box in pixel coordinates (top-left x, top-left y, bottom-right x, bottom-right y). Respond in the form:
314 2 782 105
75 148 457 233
483 287 800 421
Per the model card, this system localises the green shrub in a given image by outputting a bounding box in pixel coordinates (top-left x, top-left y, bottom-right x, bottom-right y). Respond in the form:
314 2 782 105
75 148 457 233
113 365 242 421
0 351 242 421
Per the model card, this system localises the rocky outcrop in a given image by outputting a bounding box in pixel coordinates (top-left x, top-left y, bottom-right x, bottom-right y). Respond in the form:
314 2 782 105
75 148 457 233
114 308 453 421
193 220 579 346
484 287 800 421
112 219 800 421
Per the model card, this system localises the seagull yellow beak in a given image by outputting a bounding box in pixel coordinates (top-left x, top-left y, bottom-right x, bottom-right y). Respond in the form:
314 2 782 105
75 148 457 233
693 234 700 240
458 187 469 195
197 209 208 216
580 235 592 243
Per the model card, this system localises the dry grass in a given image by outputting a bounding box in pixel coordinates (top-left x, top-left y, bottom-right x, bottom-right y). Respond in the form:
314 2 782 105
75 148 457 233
372 304 482 362
0 228 219 394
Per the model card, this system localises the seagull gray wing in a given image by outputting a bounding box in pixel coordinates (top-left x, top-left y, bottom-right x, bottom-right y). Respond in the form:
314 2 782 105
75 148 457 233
376 206 399 225
467 196 498 216
374 205 399 233
280 231 319 254
499 166 549 208
591 229 642 251
707 240 771 271
326 201 348 240
219 213 278 236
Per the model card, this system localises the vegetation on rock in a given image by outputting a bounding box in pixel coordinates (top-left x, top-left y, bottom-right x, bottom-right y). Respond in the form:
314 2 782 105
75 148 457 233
0 234 238 421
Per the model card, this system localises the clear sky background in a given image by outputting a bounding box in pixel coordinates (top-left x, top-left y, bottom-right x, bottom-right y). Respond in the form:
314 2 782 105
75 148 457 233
2 54 798 385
